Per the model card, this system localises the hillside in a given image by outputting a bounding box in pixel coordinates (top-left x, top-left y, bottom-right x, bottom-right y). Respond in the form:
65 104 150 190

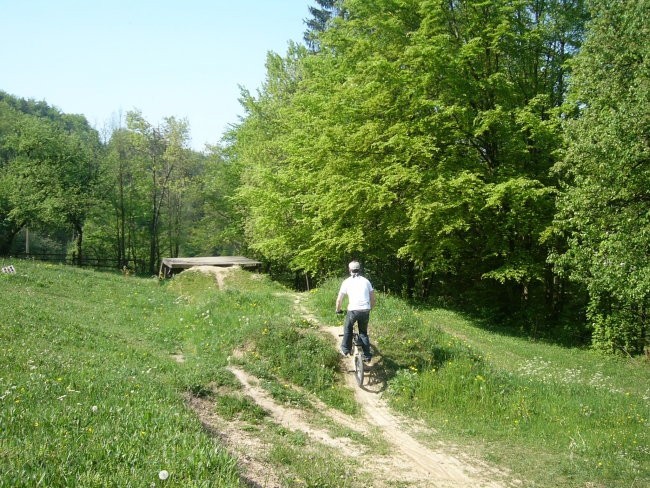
0 261 647 487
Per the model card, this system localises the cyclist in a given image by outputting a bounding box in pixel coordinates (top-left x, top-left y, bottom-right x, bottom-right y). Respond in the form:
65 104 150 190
335 260 375 362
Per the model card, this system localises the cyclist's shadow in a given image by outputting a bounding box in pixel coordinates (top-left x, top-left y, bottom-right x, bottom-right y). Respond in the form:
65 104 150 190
361 343 389 393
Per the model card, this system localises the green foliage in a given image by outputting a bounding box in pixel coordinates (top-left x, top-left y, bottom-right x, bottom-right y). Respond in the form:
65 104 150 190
3 0 647 358
0 93 101 257
229 0 588 328
184 146 245 256
0 92 244 276
552 0 650 354
83 111 232 274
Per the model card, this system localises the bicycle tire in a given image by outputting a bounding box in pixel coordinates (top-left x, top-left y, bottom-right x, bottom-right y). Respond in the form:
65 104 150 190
354 352 364 386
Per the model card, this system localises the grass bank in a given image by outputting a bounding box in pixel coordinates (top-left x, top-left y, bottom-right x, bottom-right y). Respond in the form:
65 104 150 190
1 261 648 487
0 262 243 486
0 262 355 487
307 278 650 487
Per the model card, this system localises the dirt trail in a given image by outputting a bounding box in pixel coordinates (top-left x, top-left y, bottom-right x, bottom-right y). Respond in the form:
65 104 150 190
297 298 509 488
185 269 511 486
323 324 472 482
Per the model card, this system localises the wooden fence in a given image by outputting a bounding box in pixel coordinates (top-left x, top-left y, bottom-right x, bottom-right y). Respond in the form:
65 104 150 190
11 253 143 272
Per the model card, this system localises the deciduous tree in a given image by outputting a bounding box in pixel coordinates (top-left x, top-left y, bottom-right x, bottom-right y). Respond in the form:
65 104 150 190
552 0 649 353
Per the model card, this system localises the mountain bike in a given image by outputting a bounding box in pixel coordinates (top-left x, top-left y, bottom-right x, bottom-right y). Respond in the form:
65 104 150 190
337 312 369 387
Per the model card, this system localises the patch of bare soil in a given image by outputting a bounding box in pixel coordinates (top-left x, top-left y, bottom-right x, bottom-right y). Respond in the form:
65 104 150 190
187 291 515 487
187 392 284 488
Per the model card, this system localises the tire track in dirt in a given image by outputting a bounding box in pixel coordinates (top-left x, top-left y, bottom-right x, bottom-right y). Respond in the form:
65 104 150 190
296 295 511 487
187 283 512 487
227 366 365 454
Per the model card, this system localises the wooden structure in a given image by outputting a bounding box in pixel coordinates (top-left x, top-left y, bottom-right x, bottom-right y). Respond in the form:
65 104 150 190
159 256 261 278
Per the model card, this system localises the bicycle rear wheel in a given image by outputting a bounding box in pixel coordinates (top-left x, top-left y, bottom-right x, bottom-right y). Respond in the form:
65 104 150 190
354 352 365 386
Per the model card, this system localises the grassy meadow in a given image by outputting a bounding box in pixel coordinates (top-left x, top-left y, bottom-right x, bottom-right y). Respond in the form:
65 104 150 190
308 280 650 487
1 260 648 487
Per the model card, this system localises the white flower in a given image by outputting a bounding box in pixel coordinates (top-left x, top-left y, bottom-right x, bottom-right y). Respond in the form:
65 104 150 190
91 405 98 413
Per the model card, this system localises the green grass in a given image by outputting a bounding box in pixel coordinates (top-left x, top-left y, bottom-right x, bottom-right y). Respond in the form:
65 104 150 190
242 318 358 415
0 263 243 487
0 261 359 487
308 278 650 488
2 261 648 487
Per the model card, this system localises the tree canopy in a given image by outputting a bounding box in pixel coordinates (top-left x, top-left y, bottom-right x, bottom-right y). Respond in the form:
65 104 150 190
1 0 647 354
552 0 650 354
232 0 588 319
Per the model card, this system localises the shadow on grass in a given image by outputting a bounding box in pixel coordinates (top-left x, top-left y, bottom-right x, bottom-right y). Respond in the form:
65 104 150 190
414 297 592 350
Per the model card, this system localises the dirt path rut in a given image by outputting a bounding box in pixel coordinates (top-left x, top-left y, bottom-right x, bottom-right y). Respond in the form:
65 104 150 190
188 278 512 487
317 321 507 488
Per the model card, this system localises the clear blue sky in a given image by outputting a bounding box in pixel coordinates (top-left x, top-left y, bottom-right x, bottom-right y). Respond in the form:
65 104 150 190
1 0 313 150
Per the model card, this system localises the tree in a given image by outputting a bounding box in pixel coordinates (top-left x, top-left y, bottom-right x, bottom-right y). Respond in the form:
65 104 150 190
124 111 192 274
232 0 588 317
0 99 26 254
88 125 143 270
83 111 198 275
303 0 344 51
185 144 245 257
0 94 101 261
231 45 313 273
552 0 649 354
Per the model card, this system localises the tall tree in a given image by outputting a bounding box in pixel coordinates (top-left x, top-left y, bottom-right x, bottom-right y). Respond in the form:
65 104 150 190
84 111 194 274
396 0 587 308
552 0 649 354
0 99 26 254
303 0 344 51
185 144 245 257
123 112 191 274
232 45 312 271
0 95 100 260
233 0 587 308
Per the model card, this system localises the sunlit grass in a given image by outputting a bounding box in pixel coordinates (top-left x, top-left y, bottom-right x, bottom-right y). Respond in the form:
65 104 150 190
0 262 242 487
3 261 647 487
0 261 358 487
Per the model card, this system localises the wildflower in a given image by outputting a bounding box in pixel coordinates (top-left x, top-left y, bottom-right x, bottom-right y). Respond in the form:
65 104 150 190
91 405 98 413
